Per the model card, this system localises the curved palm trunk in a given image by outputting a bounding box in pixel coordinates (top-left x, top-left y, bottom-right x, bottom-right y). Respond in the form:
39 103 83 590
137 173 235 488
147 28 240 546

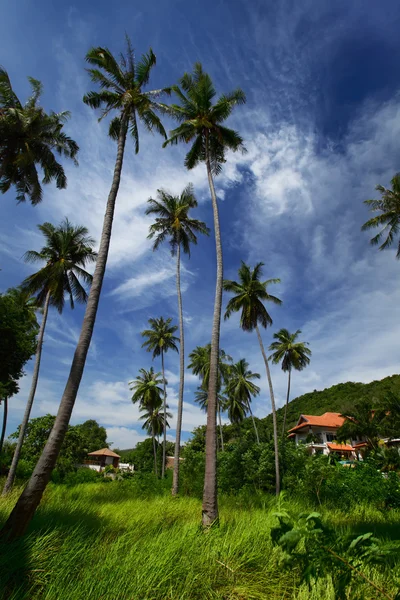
2 290 51 496
202 151 222 527
152 423 158 477
281 368 291 439
247 402 260 444
172 244 184 495
256 325 280 495
0 115 129 540
0 397 8 455
218 403 224 452
161 350 167 479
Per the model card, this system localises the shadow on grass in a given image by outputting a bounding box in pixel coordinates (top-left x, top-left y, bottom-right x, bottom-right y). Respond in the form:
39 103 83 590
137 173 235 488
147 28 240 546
349 520 400 540
0 505 109 600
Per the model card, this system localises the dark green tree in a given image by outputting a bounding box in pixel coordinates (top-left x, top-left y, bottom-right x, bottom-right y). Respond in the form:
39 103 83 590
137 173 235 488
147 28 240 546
224 359 261 443
362 174 400 258
162 63 246 526
2 219 96 496
0 67 78 204
223 261 282 494
146 183 209 493
268 328 311 437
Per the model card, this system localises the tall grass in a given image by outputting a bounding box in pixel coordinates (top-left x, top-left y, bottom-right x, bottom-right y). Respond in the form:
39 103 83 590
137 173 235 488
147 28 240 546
0 481 399 599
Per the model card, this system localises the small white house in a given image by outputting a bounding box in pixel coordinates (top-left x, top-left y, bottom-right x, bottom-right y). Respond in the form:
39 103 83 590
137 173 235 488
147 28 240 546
288 412 361 459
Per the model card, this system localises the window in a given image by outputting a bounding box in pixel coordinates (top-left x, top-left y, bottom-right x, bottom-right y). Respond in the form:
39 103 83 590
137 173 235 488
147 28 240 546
326 433 335 442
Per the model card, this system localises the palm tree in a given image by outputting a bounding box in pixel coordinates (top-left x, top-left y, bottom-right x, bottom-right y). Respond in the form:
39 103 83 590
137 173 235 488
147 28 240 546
130 367 164 475
223 262 282 495
0 38 168 540
362 174 400 258
141 317 179 478
189 344 232 452
337 402 384 450
146 184 209 494
224 359 261 444
2 219 96 496
0 67 78 204
268 329 311 437
162 63 246 526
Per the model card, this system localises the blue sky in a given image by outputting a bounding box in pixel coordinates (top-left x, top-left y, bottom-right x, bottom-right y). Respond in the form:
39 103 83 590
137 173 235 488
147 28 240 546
1 0 400 449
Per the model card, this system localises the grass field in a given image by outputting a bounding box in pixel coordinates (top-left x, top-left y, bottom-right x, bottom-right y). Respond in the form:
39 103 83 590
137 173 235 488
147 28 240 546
0 480 399 599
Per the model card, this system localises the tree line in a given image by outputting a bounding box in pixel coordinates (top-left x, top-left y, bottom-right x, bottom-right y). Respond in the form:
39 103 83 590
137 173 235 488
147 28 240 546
1 35 399 540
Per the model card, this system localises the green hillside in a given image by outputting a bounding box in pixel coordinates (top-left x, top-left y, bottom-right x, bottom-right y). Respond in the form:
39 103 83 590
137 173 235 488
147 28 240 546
268 373 400 433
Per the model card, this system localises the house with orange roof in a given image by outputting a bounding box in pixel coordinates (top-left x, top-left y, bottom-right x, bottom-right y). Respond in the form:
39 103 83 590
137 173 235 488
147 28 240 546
83 448 121 472
288 412 364 459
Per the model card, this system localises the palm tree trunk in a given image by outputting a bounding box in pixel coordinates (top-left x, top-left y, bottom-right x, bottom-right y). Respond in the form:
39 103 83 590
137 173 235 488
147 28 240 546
172 244 184 495
202 146 222 527
281 368 291 438
0 115 129 540
248 402 260 444
2 290 51 496
218 403 224 452
0 397 8 455
152 424 158 477
161 349 167 479
255 325 280 495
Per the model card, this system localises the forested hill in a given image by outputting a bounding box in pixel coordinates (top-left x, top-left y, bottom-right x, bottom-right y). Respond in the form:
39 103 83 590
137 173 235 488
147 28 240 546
269 373 400 433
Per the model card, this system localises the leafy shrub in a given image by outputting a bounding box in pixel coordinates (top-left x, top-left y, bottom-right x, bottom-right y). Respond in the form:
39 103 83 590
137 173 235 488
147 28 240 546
64 468 102 486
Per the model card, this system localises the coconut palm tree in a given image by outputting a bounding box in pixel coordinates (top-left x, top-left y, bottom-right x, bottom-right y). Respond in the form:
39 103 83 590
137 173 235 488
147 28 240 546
130 367 164 476
146 184 209 494
223 262 282 495
2 219 96 496
362 174 400 258
141 317 179 478
0 67 78 204
224 359 261 444
0 38 168 540
189 344 232 452
268 329 311 437
162 63 246 526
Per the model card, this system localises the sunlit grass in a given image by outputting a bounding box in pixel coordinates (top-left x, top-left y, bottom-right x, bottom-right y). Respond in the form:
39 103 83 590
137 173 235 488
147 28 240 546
0 481 399 599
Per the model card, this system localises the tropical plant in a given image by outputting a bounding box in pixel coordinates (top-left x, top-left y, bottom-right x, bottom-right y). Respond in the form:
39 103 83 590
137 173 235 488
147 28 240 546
269 329 311 437
0 67 78 204
223 261 282 494
146 184 208 493
362 174 400 259
141 317 178 478
162 62 246 526
224 359 261 443
336 401 384 450
189 344 232 451
2 219 96 496
0 38 169 541
130 367 164 476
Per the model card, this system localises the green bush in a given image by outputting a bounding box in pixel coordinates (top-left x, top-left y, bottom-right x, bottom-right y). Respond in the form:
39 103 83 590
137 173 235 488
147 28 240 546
64 468 102 486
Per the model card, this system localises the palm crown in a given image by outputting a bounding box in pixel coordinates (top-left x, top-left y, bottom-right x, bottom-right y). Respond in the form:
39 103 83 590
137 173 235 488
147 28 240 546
22 218 97 312
141 317 179 359
188 344 232 390
162 62 246 174
146 183 209 256
225 359 260 404
140 406 172 438
268 329 311 372
223 262 281 331
0 67 78 204
130 367 163 409
362 174 400 258
83 37 168 151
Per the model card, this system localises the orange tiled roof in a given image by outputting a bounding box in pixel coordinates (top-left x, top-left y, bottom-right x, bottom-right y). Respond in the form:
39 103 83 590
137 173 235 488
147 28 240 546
87 448 121 458
288 412 345 433
327 442 353 452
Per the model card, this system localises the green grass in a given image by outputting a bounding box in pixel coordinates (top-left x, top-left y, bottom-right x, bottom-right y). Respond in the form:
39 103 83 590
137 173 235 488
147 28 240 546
0 481 399 599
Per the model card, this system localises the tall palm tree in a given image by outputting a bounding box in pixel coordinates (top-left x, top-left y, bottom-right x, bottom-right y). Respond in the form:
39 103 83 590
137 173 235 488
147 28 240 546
130 367 164 476
362 174 400 258
141 317 179 478
189 344 232 452
2 219 96 496
223 262 282 495
146 184 209 494
268 329 311 437
0 38 168 540
0 67 78 204
162 63 246 526
224 359 261 444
